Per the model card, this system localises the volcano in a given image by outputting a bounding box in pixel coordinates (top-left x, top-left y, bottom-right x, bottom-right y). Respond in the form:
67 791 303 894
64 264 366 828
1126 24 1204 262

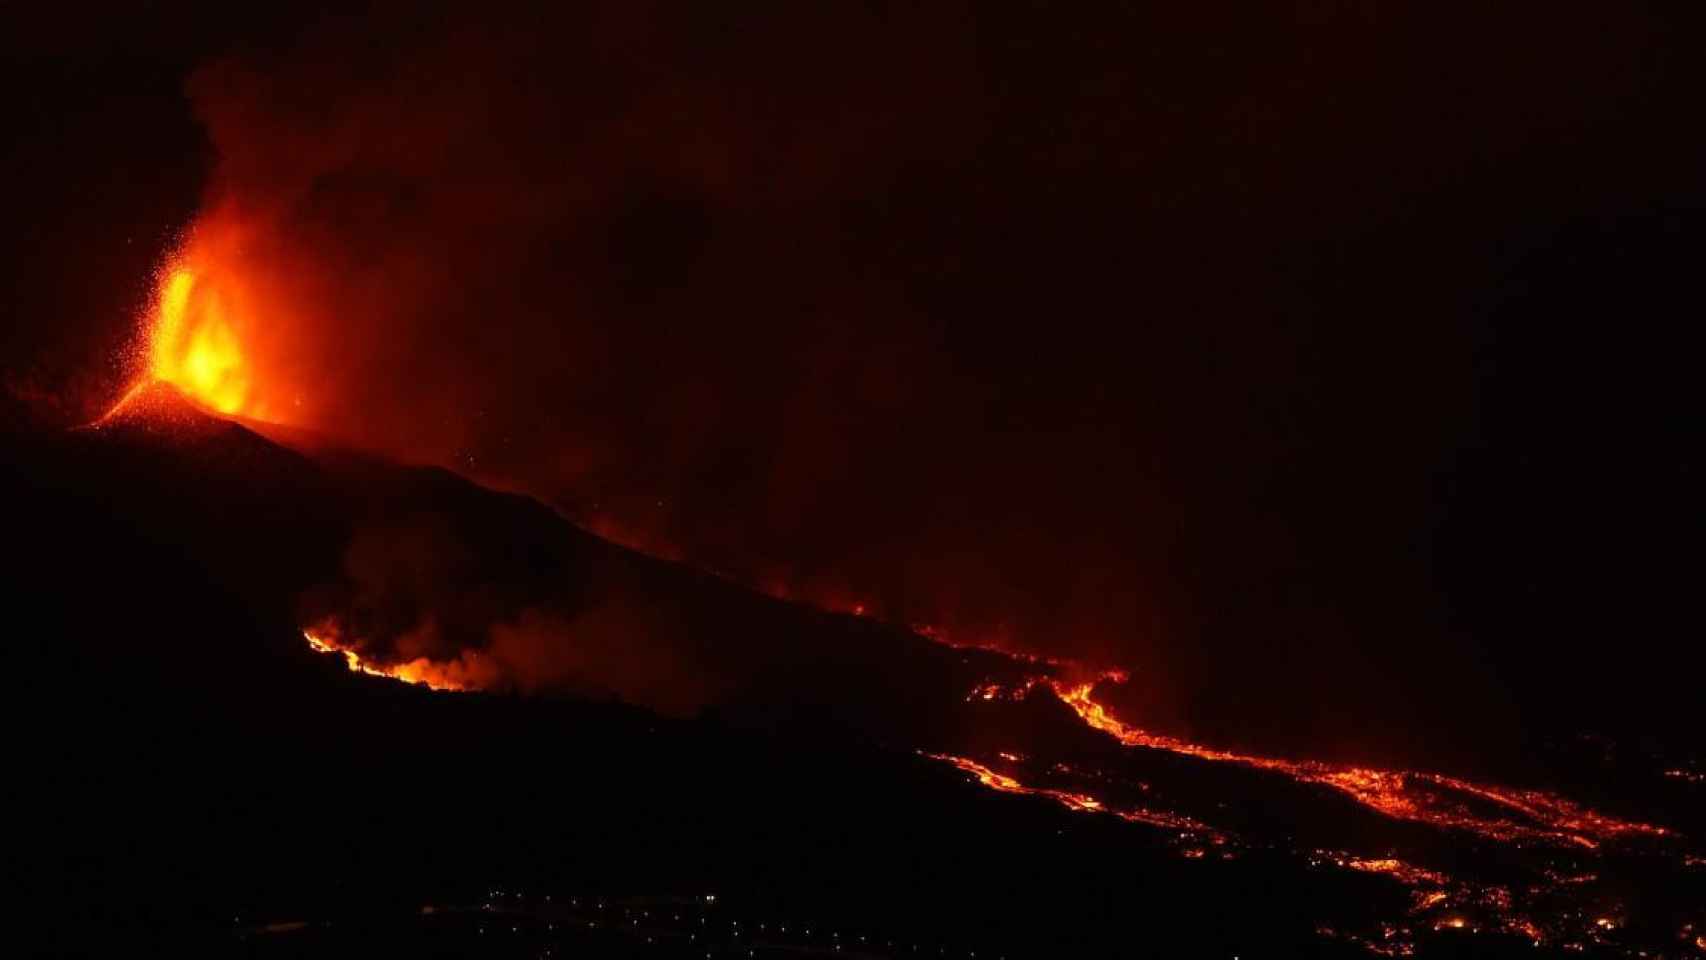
7 387 1700 958
11 4 1706 954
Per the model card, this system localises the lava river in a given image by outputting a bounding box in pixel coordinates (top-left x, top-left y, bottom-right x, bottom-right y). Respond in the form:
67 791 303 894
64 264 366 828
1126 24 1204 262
301 621 1703 959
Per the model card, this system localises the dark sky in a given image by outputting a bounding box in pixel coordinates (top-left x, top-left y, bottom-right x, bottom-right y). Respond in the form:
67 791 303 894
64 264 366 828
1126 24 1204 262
4 2 1701 753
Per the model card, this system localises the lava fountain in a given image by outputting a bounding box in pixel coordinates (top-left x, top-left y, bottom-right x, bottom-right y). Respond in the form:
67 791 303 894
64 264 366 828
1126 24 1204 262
98 215 309 427
145 265 250 415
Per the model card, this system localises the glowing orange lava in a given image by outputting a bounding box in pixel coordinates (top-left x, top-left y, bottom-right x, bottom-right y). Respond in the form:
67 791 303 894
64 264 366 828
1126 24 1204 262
98 216 308 427
927 669 1703 956
923 752 1212 834
296 606 1691 957
1042 675 1667 849
145 265 251 415
303 628 485 692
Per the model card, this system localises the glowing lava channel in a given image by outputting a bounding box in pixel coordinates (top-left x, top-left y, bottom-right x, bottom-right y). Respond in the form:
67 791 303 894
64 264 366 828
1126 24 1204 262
923 752 1215 836
1043 675 1667 850
930 671 1698 956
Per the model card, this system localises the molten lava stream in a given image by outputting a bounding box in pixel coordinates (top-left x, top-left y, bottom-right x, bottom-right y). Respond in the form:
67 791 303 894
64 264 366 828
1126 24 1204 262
1039 674 1668 850
922 752 1214 836
303 629 479 693
930 670 1698 957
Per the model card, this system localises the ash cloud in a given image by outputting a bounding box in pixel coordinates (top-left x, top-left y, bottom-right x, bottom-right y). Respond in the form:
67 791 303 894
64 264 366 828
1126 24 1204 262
36 2 1703 756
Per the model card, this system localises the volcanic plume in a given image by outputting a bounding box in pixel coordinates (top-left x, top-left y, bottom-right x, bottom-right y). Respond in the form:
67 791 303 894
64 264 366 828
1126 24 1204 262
65 3 1428 752
35 2 1697 769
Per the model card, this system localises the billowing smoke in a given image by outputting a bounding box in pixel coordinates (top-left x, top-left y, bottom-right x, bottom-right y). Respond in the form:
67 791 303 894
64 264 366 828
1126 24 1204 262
20 3 1702 757
298 505 736 715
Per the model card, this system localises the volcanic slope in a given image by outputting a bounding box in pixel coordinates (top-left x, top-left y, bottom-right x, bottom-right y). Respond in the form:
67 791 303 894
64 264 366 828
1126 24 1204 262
9 385 1701 958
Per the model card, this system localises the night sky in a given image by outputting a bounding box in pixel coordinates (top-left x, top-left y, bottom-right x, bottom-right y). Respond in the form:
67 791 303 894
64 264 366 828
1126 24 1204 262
4 2 1701 759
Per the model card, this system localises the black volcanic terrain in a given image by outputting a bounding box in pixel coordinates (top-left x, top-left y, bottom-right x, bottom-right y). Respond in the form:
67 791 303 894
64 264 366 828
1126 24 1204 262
9 389 1703 958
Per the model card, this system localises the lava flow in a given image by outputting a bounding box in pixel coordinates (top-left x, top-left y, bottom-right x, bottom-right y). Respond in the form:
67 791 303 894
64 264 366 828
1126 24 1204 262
933 669 1703 956
303 626 490 692
1043 674 1668 849
90 249 1691 955
294 552 1700 956
922 752 1215 836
